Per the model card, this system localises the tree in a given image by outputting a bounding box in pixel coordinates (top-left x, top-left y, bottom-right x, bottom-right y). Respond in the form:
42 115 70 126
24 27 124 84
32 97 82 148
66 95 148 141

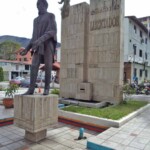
0 67 4 82
0 41 21 60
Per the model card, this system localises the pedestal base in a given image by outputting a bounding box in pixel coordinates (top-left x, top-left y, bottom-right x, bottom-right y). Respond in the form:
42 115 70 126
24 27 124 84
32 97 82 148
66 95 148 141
14 94 58 142
25 129 47 142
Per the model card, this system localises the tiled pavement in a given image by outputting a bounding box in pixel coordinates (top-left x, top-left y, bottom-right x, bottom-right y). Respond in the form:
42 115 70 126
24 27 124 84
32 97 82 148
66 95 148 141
0 106 150 150
88 106 150 150
0 123 98 150
0 89 150 150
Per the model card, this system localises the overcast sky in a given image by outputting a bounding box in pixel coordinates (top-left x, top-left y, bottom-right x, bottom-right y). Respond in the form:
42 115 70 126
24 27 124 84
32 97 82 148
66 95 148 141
0 0 149 42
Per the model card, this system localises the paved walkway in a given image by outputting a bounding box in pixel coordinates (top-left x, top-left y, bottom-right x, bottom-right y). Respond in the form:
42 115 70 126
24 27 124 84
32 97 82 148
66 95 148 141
0 123 98 150
0 105 149 149
88 105 150 150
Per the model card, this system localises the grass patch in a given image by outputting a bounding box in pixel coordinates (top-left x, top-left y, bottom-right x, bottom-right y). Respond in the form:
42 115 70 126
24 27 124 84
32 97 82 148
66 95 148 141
62 101 148 120
51 88 59 95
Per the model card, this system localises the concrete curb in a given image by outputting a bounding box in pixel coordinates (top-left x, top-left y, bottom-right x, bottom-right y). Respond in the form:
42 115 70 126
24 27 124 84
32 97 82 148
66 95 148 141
58 104 150 128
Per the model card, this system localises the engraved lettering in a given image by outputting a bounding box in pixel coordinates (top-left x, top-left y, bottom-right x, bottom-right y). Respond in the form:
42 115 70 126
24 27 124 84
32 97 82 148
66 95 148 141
90 16 120 31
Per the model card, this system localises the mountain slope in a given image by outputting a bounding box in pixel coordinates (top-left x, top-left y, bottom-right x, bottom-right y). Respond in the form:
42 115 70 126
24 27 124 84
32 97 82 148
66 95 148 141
0 35 30 47
0 35 61 48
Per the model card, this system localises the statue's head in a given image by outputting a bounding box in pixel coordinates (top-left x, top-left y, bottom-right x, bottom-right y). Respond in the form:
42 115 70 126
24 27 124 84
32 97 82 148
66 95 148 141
37 0 48 13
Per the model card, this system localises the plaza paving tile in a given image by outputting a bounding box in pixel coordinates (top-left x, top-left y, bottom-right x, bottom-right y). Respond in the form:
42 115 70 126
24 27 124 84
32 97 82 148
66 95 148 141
0 123 98 150
87 106 150 150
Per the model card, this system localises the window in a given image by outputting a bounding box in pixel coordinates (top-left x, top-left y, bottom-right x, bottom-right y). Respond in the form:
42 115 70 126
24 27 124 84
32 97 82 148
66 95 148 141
145 70 148 77
25 65 29 70
134 68 137 76
145 52 148 60
24 58 27 61
134 25 137 33
16 65 19 70
19 58 21 61
140 30 143 38
139 50 142 57
133 44 136 55
139 69 143 77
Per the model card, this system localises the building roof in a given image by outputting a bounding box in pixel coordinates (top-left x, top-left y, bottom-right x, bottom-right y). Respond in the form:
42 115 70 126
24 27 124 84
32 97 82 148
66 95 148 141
138 16 150 20
125 16 148 34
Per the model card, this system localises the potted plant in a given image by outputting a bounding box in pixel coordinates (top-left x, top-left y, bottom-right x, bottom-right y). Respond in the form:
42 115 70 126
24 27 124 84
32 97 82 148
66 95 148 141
3 84 18 108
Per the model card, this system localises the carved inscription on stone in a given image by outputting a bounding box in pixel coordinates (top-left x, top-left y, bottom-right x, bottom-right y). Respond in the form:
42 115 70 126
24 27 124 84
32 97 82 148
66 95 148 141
91 0 120 15
90 0 120 31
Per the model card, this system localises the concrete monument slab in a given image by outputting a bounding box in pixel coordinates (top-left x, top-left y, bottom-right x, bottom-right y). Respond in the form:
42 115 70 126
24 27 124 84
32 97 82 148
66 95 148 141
60 0 124 104
14 94 58 142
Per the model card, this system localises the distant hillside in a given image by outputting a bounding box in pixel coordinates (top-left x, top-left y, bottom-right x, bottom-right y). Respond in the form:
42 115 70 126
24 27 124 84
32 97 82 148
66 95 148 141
0 35 61 48
0 35 30 47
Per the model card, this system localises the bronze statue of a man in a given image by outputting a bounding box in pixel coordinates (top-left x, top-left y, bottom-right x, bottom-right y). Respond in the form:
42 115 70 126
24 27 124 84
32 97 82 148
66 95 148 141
20 0 57 95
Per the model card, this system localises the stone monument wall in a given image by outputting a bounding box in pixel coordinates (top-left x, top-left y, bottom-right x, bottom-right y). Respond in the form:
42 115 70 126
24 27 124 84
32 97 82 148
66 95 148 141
60 3 90 99
88 0 124 103
60 0 124 104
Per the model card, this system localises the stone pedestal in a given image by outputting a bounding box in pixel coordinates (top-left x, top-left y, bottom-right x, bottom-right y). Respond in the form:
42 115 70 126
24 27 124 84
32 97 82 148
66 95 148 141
14 94 58 142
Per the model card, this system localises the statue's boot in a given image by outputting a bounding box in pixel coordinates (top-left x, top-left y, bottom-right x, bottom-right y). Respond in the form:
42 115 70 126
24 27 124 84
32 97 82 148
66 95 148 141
43 89 49 95
43 70 51 95
22 66 39 95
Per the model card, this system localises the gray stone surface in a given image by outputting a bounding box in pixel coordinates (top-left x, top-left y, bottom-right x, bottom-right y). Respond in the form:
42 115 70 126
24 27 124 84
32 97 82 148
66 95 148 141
60 2 90 99
0 123 98 150
87 0 124 104
59 98 107 108
25 130 47 142
0 101 150 149
14 94 58 142
60 0 125 104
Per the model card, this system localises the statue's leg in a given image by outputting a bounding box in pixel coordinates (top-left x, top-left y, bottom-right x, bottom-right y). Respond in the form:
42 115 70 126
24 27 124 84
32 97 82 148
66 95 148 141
43 48 53 95
23 53 40 95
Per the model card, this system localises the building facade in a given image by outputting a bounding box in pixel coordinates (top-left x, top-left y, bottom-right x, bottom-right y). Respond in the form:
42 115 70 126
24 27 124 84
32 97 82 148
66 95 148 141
124 16 150 84
0 60 31 80
138 16 150 34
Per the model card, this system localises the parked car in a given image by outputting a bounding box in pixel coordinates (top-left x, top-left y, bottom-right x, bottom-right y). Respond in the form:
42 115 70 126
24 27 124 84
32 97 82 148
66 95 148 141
20 77 38 88
9 76 25 86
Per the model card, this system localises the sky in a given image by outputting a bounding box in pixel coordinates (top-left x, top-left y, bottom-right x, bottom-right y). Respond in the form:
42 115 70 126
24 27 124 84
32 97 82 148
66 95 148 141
0 0 150 42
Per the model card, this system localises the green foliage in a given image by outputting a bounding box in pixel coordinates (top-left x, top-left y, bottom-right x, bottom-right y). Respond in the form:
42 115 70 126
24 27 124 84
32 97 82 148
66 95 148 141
51 88 59 95
123 84 136 95
63 101 148 120
0 41 21 60
122 84 136 101
5 84 19 98
0 67 4 82
0 87 5 91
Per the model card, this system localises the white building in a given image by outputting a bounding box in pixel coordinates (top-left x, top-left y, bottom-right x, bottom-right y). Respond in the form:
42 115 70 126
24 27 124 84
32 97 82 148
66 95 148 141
124 16 150 84
0 60 31 80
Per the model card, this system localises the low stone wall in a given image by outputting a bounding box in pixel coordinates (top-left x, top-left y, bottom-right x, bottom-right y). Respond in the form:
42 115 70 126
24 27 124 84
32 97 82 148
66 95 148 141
59 104 150 128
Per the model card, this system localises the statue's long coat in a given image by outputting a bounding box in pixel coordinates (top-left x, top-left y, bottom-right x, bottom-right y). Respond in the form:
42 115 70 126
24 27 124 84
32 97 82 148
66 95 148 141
26 12 57 63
